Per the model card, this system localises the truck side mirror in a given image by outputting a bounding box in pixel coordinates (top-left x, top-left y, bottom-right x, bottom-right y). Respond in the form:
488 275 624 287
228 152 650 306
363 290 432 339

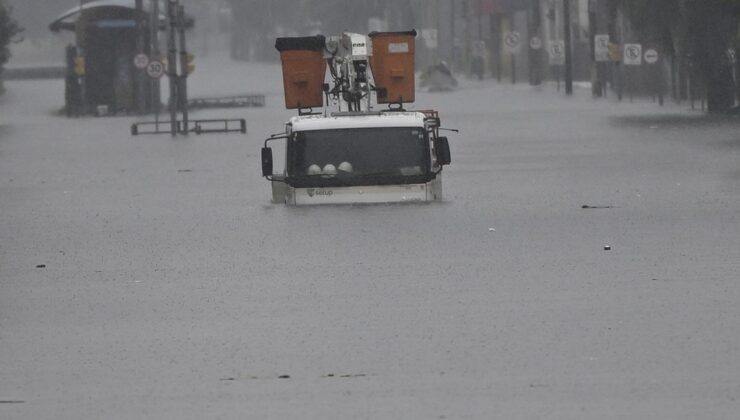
261 147 274 177
434 137 451 166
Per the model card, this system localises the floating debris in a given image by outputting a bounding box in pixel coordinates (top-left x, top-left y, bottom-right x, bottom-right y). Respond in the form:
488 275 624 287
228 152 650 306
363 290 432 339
582 205 614 209
36 264 46 268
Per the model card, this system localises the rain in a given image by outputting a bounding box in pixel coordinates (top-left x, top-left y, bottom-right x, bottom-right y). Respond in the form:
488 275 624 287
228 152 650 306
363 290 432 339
2 1 740 418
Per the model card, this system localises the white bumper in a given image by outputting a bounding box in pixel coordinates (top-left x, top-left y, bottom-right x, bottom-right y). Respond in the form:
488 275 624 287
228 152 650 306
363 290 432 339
277 180 442 205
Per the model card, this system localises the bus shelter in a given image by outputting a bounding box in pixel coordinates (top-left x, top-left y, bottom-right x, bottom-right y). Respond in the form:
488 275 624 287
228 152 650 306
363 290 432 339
50 0 193 115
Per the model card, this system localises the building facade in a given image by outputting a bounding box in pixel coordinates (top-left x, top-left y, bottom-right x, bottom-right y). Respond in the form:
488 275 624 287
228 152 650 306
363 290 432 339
229 0 594 82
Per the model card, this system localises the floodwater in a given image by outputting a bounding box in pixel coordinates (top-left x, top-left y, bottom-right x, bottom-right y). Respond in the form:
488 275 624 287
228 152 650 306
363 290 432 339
2 52 740 419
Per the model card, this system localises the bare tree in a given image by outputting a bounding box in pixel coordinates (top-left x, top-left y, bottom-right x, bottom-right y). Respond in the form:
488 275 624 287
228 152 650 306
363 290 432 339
0 0 23 73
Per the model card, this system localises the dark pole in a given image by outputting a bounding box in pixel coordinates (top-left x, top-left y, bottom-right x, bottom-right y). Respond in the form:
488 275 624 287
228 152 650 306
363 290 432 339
177 4 189 134
494 14 502 83
529 0 542 85
563 0 573 95
150 0 160 125
167 0 178 136
135 0 146 113
78 0 87 114
588 0 600 97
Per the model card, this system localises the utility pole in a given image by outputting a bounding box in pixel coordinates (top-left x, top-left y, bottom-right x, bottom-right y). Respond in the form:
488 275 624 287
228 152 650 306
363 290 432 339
563 0 573 95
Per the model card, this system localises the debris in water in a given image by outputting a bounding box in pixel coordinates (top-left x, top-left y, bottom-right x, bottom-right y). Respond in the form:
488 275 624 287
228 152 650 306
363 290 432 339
220 377 236 381
178 169 193 173
278 375 290 379
604 245 612 251
582 205 614 209
36 264 46 268
488 227 496 232
0 400 25 404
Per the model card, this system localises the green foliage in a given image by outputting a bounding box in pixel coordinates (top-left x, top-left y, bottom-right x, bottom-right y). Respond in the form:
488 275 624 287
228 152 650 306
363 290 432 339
1 0 22 69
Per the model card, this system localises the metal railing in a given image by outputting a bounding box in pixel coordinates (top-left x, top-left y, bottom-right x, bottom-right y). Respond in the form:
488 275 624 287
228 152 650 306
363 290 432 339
130 118 246 135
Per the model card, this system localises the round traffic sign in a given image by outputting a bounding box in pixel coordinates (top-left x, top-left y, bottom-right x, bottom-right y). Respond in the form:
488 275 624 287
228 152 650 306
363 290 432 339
549 41 564 57
133 53 149 70
644 49 659 64
504 31 521 49
530 36 542 50
146 60 166 79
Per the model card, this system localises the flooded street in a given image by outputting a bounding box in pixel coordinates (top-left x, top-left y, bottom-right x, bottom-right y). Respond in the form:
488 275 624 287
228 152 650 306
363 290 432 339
2 55 740 419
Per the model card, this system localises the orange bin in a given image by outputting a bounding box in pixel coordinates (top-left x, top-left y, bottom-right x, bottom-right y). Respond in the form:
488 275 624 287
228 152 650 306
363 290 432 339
369 30 417 104
275 36 327 109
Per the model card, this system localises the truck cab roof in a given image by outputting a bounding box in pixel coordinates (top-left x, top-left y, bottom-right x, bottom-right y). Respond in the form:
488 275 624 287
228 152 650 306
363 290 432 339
288 112 427 132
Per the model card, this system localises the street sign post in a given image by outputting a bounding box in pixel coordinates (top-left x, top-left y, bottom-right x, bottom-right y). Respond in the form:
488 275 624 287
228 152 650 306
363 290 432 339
643 48 663 105
595 34 610 62
134 53 150 70
548 40 565 91
644 49 659 64
146 60 166 79
530 36 542 51
624 44 642 66
421 29 438 49
504 31 521 84
622 44 642 102
504 31 521 54
548 41 565 66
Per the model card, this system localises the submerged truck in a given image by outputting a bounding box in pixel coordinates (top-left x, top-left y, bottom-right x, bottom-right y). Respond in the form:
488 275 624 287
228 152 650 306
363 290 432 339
261 30 452 205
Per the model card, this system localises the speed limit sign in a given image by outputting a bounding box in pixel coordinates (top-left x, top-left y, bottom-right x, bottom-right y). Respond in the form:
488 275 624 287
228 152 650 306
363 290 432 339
146 60 166 79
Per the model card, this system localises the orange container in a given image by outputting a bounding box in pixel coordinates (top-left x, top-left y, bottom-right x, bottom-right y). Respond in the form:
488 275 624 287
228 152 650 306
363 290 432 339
369 30 417 104
275 36 327 109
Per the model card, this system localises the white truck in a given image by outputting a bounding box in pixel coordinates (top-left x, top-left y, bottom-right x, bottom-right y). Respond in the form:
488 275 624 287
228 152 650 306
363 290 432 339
261 30 452 205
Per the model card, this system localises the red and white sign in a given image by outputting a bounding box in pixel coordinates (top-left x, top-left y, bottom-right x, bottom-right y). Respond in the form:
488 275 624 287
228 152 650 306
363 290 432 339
644 49 659 64
146 60 166 79
133 53 149 70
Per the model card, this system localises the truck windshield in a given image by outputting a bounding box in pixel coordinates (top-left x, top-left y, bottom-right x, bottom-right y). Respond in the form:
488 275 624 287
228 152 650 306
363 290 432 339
288 127 430 187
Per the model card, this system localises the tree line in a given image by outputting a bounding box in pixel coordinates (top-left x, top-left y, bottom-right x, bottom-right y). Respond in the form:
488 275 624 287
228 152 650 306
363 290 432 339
621 0 740 112
1 0 22 90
